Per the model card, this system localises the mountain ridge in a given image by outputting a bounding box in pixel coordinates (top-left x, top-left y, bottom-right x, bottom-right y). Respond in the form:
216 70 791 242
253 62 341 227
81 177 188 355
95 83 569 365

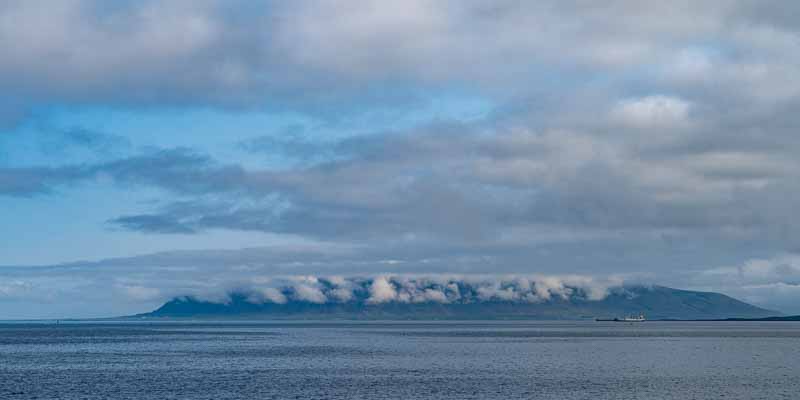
138 285 777 320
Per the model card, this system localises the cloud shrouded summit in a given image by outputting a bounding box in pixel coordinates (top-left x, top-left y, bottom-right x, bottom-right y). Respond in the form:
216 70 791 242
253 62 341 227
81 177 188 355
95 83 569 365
134 274 621 308
143 275 776 320
1 1 800 318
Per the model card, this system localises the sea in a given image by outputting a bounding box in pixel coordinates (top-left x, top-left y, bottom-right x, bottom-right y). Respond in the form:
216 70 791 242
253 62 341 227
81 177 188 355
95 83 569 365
0 320 798 399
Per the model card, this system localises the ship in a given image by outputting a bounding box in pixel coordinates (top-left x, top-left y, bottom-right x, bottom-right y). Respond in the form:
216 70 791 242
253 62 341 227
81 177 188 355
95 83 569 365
595 313 645 322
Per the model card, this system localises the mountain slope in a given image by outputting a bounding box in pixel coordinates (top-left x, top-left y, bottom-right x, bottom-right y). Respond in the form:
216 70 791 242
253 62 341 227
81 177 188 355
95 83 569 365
139 285 777 320
719 315 800 321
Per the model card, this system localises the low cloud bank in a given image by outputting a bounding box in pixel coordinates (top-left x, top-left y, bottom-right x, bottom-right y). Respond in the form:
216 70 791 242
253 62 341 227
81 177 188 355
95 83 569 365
185 274 625 306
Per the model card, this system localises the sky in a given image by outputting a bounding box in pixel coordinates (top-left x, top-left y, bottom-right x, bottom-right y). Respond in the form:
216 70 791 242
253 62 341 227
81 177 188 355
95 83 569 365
2 0 800 318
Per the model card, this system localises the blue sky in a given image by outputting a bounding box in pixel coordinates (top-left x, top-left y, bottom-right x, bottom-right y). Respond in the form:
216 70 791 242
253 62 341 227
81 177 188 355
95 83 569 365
1 96 492 265
3 1 800 318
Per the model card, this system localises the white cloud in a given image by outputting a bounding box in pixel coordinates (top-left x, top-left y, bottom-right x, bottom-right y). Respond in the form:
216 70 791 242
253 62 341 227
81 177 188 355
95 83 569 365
611 95 691 128
118 285 161 302
0 280 34 299
291 283 327 304
689 255 800 313
252 287 288 304
421 288 448 303
664 48 714 82
329 287 354 302
367 276 397 304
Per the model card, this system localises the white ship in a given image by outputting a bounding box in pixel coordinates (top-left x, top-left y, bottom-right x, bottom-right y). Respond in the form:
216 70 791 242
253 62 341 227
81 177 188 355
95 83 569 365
596 313 646 322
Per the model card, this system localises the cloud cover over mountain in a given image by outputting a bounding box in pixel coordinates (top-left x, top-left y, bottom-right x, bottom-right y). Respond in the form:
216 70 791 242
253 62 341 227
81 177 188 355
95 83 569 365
142 275 775 320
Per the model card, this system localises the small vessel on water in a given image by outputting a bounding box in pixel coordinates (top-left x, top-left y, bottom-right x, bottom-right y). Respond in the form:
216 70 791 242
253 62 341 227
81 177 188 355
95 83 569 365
596 313 646 322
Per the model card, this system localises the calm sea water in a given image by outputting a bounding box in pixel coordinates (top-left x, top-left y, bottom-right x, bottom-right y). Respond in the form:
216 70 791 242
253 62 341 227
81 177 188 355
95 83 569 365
0 320 798 399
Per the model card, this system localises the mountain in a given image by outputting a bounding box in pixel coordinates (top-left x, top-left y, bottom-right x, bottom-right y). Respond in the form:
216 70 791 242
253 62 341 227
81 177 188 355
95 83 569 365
716 315 800 322
138 285 777 320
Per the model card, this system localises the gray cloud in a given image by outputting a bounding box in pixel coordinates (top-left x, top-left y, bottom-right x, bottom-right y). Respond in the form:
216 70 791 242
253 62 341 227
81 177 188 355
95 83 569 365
238 125 345 163
0 147 243 196
78 120 797 253
0 165 87 196
110 214 198 234
2 0 800 120
53 127 132 155
671 254 800 314
4 103 800 262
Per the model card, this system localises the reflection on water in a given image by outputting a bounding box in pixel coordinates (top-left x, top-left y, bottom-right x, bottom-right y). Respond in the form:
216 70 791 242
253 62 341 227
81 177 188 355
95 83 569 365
1 321 798 399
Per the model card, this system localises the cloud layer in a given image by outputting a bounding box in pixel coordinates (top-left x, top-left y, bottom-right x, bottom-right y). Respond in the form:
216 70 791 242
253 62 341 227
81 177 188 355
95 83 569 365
0 264 624 318
227 275 622 306
2 1 800 118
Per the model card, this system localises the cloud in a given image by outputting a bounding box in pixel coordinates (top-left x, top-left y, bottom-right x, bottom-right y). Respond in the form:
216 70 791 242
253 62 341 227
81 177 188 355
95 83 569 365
611 95 691 128
0 280 35 300
248 287 288 304
0 165 87 196
110 214 198 234
44 120 777 257
0 147 241 196
238 126 345 163
367 276 397 304
185 274 625 306
1 0 799 121
288 276 328 303
116 284 161 302
698 255 800 286
31 126 133 157
0 264 628 317
686 255 800 313
5 108 799 256
2 233 798 318
1 123 133 163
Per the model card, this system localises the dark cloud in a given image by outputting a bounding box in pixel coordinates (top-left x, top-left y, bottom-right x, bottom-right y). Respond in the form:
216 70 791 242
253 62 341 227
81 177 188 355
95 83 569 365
5 110 798 252
0 165 87 196
58 127 131 154
238 125 341 162
0 148 227 196
2 0 800 121
95 148 249 194
109 214 197 234
21 126 133 159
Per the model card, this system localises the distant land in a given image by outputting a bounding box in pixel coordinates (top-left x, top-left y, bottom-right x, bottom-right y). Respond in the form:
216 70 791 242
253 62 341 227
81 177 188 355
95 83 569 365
135 285 776 320
711 315 800 322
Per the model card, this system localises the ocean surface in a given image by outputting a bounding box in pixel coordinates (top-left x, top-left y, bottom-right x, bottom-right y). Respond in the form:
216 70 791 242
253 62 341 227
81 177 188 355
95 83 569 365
0 320 798 399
